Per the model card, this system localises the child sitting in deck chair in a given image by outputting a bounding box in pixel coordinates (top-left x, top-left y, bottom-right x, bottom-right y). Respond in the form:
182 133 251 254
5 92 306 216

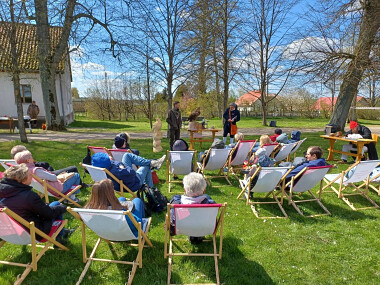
170 172 215 244
85 179 145 237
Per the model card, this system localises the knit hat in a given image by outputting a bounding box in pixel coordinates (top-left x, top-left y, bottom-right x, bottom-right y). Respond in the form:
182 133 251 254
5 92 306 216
114 135 125 148
172 139 189 151
349 121 358 130
92 153 111 168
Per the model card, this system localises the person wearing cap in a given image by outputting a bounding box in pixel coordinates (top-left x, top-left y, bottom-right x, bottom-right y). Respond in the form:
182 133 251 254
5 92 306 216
91 152 166 192
223 103 240 145
341 121 378 162
112 133 140 155
166 101 182 150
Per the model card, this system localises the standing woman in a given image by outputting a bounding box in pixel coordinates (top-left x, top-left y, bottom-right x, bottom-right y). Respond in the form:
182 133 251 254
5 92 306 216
223 103 240 145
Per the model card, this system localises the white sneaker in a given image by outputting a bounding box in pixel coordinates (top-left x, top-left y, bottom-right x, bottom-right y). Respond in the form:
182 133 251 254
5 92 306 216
151 155 166 170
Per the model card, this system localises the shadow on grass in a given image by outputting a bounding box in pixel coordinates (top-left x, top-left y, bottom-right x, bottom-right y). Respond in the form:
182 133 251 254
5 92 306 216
68 120 135 130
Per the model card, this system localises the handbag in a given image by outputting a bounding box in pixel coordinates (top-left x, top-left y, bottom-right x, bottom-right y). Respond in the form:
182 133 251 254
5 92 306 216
229 108 238 135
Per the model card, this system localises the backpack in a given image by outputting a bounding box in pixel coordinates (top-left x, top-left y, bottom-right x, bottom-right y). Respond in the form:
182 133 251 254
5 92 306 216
141 186 168 213
291 131 301 141
82 147 91 174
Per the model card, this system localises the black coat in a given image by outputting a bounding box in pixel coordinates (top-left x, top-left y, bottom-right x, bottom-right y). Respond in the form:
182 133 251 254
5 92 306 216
0 178 67 236
346 124 378 160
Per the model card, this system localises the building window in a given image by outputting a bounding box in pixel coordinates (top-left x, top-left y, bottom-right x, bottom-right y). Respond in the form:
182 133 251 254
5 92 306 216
20 84 32 103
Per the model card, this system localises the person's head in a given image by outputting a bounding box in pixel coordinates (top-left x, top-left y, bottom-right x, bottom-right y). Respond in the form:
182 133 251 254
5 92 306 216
14 150 33 164
32 100 36 105
173 101 180 109
183 172 207 197
259 135 272 147
92 153 112 168
3 163 32 185
118 133 130 143
172 139 189 151
306 146 323 161
234 132 244 142
114 135 126 149
274 129 282 135
229 102 237 110
349 121 359 134
85 179 123 210
10 145 27 159
210 138 225 149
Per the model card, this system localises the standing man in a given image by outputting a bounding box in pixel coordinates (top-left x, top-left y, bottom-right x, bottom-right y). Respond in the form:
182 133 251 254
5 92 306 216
166 101 182 150
223 103 240 145
27 100 39 126
341 121 378 162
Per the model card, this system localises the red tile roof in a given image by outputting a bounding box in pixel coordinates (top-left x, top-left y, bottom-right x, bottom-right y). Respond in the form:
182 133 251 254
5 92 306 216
235 90 277 106
312 96 365 110
0 22 66 72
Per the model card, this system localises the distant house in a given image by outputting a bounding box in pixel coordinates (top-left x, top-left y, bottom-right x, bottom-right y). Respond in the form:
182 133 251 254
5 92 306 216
312 96 369 111
0 23 74 124
235 90 281 116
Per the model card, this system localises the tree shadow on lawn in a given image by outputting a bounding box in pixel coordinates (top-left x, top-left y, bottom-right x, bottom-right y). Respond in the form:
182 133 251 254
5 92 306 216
167 236 274 285
69 120 135 130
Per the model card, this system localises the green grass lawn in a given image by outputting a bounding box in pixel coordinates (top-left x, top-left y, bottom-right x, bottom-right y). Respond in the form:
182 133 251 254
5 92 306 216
1 132 380 284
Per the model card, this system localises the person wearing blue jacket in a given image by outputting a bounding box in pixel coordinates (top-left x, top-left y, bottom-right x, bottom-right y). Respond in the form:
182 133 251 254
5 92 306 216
91 152 165 192
286 146 327 180
223 103 240 145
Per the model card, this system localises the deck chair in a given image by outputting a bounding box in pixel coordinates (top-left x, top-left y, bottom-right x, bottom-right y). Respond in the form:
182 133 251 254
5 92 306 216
237 167 291 219
164 203 227 285
166 150 196 192
358 166 380 196
31 174 82 207
197 148 232 186
0 207 68 284
88 146 112 157
250 143 278 163
68 207 152 285
81 163 136 198
284 165 333 217
108 148 131 161
323 160 380 211
0 159 15 170
288 138 307 161
227 140 256 179
273 142 297 163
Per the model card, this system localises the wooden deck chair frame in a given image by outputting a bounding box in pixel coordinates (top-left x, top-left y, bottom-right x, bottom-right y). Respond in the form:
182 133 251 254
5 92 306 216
322 160 380 211
164 203 227 285
31 173 82 207
0 207 68 284
166 150 196 193
0 159 15 170
358 167 380 196
226 140 256 180
67 207 152 285
287 138 307 161
197 148 232 186
283 166 333 217
237 167 291 219
88 146 112 157
81 163 136 198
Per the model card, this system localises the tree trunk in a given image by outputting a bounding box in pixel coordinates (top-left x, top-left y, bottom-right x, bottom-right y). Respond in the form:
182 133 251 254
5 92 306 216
329 0 380 130
12 73 28 143
146 56 153 129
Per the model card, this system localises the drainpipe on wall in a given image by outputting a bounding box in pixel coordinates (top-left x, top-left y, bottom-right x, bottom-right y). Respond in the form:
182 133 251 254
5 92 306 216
59 72 66 125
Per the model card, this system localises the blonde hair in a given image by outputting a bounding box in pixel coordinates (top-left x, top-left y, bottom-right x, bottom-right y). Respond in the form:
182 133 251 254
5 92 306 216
3 163 30 183
85 179 123 210
183 172 207 197
259 135 272 147
234 132 244 142
14 150 33 164
11 145 27 159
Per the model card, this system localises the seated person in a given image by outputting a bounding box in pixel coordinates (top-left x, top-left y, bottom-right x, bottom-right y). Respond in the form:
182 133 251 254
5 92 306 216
228 132 244 149
269 129 282 142
84 179 145 237
112 133 139 156
170 172 215 244
0 164 73 244
285 146 326 181
341 121 378 162
198 138 225 165
14 150 81 203
11 145 80 177
251 135 276 161
91 152 166 192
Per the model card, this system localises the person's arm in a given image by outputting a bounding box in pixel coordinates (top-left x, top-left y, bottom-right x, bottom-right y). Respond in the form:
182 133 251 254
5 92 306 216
27 192 67 219
360 126 372 139
34 168 58 181
233 110 240 123
223 109 229 121
36 106 40 114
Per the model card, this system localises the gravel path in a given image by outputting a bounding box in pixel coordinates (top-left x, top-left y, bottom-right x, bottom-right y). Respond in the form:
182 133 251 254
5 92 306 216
1 126 379 142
